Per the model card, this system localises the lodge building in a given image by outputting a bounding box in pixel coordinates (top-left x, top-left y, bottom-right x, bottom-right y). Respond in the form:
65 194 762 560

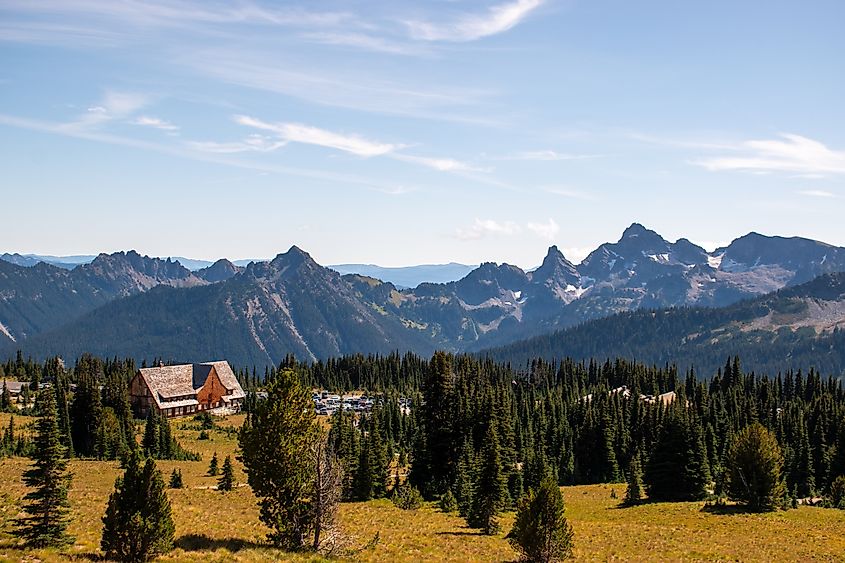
129 360 245 418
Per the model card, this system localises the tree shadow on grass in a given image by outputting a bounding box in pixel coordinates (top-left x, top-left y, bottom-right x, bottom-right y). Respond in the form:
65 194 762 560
175 533 267 552
699 503 755 515
436 530 485 537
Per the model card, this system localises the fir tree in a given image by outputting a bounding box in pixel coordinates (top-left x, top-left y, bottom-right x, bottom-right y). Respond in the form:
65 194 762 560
14 390 74 548
508 477 574 563
54 375 73 455
142 409 159 457
624 453 644 505
208 451 219 477
168 468 184 489
468 423 507 535
101 452 175 562
218 455 235 492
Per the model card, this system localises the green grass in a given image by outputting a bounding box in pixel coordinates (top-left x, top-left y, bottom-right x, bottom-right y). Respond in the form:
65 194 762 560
2 413 844 561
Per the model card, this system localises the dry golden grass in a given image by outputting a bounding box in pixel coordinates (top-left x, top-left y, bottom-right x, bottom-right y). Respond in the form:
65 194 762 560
2 413 845 561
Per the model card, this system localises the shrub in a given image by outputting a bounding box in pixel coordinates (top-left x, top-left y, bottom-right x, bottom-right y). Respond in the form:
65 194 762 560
392 483 423 510
830 475 845 509
439 490 458 513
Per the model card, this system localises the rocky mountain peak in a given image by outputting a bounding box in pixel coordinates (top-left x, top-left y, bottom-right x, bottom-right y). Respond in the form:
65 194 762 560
532 246 580 287
196 258 240 283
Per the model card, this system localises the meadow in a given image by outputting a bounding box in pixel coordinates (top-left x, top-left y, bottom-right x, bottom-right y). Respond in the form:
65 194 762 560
1 412 845 562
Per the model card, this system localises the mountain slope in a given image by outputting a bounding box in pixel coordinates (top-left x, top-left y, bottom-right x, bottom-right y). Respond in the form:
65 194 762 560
482 273 845 377
329 262 477 289
0 251 207 343
12 247 435 365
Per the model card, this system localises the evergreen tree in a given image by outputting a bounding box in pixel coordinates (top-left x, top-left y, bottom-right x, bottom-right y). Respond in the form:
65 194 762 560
69 364 103 457
168 469 183 489
101 452 175 562
1 379 13 412
624 453 644 505
468 424 507 535
409 351 455 498
218 455 235 492
54 375 73 455
508 477 574 563
238 368 321 549
455 439 476 518
726 423 786 512
367 410 389 498
829 475 845 509
142 409 159 457
208 452 219 477
353 436 373 501
14 390 74 548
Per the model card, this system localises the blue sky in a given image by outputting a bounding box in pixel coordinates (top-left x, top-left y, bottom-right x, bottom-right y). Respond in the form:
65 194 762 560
1 0 844 268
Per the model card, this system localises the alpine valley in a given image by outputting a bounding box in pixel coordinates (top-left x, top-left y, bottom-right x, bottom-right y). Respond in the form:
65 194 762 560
2 223 845 371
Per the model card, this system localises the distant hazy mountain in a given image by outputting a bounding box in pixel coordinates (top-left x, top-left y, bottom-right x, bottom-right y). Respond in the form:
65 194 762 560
0 253 261 271
0 253 96 270
329 263 477 288
3 224 845 367
481 272 845 377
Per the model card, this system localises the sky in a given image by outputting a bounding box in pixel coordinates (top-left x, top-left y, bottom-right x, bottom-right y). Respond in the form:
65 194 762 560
1 0 844 269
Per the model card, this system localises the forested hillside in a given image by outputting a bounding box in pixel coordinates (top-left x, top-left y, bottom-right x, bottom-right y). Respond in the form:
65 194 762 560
483 273 845 377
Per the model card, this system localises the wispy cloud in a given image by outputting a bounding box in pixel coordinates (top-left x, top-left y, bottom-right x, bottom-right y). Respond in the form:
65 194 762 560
693 134 845 177
370 185 417 196
301 32 430 56
188 134 287 154
392 154 488 173
0 113 410 193
407 0 545 42
61 91 148 131
541 186 596 201
456 218 521 240
526 218 559 241
132 116 179 132
797 189 837 198
511 150 601 161
235 115 401 157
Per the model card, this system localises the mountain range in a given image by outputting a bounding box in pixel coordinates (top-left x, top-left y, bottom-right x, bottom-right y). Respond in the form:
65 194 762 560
2 223 845 369
0 252 477 289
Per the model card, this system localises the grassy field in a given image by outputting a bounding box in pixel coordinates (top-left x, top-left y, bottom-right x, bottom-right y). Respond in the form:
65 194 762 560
2 413 845 561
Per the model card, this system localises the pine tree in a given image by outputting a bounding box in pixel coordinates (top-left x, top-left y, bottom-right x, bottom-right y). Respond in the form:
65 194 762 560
726 423 786 512
455 439 476 518
367 410 389 498
101 452 175 561
218 455 235 492
508 477 574 563
142 409 159 457
54 376 73 455
208 451 219 477
238 368 321 549
14 390 74 547
624 453 644 505
1 379 13 412
468 424 507 535
168 468 183 489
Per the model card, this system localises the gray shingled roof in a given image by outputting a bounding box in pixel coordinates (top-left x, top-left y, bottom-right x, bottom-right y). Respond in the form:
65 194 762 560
137 360 244 409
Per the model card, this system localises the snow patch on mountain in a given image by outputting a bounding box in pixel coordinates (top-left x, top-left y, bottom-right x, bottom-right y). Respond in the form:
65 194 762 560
0 321 15 342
